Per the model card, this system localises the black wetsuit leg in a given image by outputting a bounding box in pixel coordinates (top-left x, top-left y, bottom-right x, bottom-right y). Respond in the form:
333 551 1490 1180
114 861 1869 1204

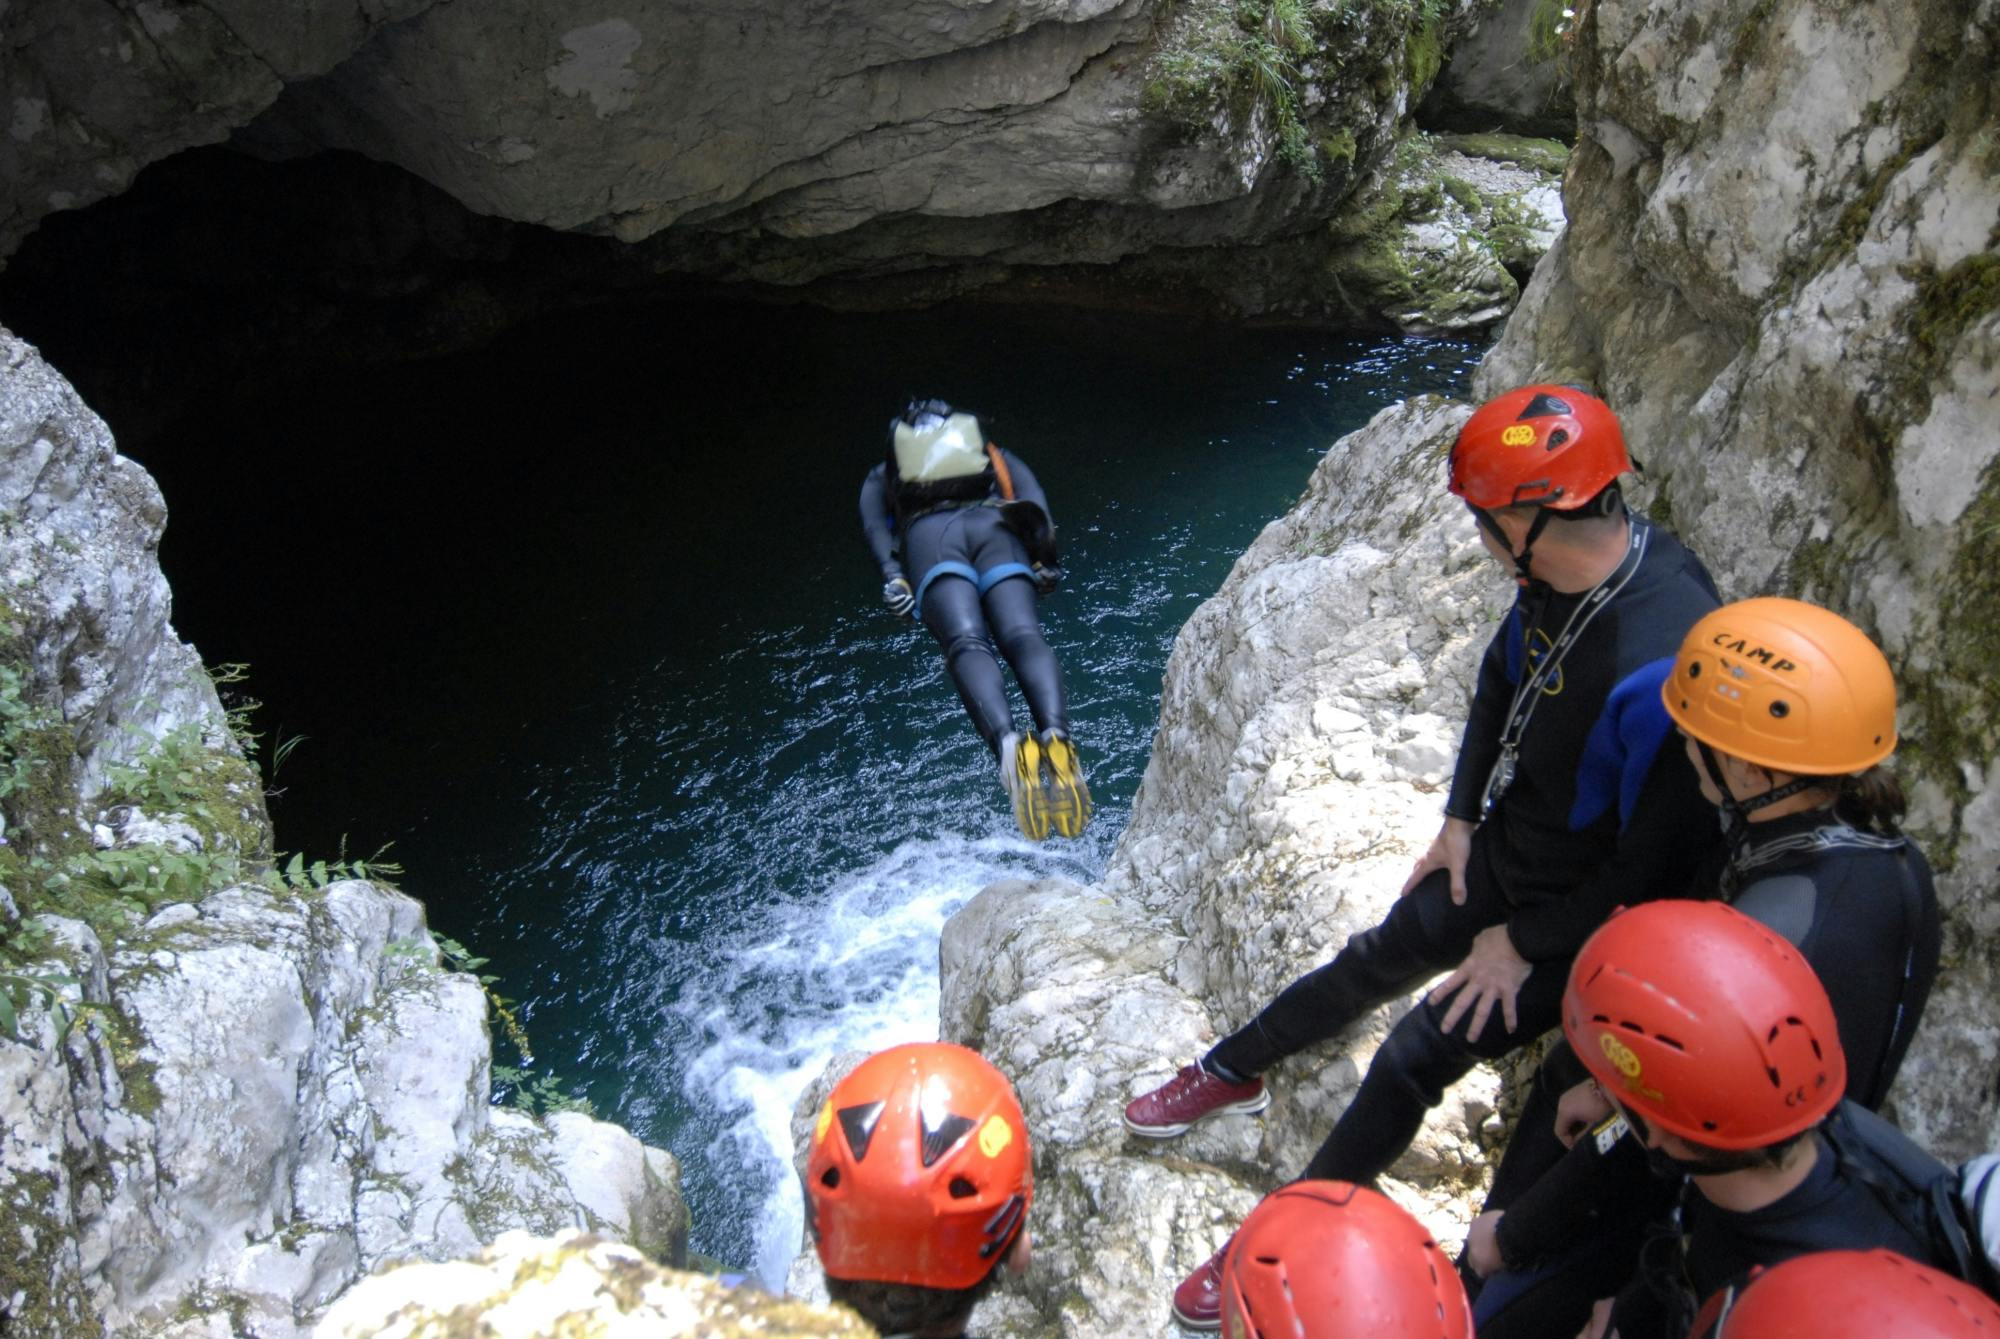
919 575 1014 752
981 576 1068 737
1207 839 1509 1077
1299 956 1567 1185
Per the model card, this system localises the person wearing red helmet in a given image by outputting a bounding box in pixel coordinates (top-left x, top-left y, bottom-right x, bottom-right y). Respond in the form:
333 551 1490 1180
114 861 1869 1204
1121 385 1723 1329
1463 598 1942 1338
1688 1250 2000 1338
1559 900 1961 1339
1219 1181 1473 1339
806 1042 1033 1338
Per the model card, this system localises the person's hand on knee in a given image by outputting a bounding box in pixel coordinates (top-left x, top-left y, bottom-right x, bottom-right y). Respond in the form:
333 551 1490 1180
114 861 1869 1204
1401 816 1476 903
1428 923 1530 1042
1465 1209 1505 1278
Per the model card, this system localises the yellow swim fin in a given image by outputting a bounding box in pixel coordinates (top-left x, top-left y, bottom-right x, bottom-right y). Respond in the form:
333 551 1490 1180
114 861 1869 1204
1040 731 1093 839
1002 732 1050 841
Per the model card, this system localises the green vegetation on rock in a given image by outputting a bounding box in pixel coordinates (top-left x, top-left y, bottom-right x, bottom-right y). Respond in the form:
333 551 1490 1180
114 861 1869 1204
1143 0 1457 182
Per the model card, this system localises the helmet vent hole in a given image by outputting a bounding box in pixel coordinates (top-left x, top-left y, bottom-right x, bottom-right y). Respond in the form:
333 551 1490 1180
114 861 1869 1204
948 1176 978 1200
820 1168 840 1189
1254 1254 1281 1266
1770 700 1790 718
1547 429 1570 449
1688 663 1702 679
1702 1120 1720 1132
1653 1033 1685 1053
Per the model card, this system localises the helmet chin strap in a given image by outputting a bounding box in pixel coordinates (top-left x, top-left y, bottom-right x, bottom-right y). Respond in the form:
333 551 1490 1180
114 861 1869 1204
1473 506 1556 586
1693 740 1821 845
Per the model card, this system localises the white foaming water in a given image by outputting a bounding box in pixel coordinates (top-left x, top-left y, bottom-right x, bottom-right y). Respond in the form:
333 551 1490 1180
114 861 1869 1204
675 825 1096 1288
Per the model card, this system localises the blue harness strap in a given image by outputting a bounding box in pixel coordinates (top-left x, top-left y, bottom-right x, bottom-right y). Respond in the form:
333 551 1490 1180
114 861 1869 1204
913 561 1036 619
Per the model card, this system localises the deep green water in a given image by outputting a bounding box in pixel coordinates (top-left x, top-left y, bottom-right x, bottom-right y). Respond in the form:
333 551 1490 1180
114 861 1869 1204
136 300 1480 1282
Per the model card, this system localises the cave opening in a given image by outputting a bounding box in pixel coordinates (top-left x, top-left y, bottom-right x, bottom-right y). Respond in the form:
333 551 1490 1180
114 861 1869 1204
0 144 1486 1277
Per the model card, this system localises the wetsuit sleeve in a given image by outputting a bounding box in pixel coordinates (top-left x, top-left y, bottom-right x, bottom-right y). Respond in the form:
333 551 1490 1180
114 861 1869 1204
1504 658 1716 961
1493 1116 1651 1267
1444 614 1517 821
858 464 902 579
999 449 1052 521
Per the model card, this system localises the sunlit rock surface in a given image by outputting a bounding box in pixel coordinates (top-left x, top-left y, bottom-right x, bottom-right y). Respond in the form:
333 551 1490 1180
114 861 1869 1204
314 1232 870 1339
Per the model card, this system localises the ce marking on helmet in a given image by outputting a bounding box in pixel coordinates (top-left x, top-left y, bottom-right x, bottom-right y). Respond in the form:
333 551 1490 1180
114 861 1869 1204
1782 1085 1814 1107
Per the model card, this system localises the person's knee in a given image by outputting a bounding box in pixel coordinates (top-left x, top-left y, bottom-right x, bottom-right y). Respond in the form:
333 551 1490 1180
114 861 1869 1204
1377 1008 1478 1104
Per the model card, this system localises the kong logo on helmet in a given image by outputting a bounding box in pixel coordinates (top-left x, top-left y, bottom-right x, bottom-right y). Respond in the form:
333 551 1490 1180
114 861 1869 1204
1599 1032 1643 1079
1500 424 1538 446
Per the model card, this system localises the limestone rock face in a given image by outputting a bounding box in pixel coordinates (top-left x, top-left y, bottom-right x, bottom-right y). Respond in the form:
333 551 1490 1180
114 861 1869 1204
1477 0 2000 1156
0 0 440 259
1420 0 1574 139
1 879 687 1337
2 0 1566 327
314 1231 871 1339
0 327 221 796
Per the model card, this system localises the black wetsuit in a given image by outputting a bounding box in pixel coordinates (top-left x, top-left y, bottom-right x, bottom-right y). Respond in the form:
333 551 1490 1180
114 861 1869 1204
859 452 1067 753
1205 518 1722 1185
1471 810 1942 1337
1605 1103 1958 1339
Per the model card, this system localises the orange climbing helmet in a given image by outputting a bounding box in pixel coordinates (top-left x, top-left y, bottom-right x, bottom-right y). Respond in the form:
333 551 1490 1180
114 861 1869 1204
805 1042 1032 1290
1448 384 1632 512
1664 596 1898 776
1690 1250 2000 1338
1563 900 1845 1150
1220 1181 1472 1339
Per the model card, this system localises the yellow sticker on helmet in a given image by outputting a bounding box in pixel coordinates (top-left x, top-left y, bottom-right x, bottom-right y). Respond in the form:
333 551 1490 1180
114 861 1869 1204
1500 424 1538 446
815 1099 834 1145
1599 1032 1644 1080
978 1115 1013 1159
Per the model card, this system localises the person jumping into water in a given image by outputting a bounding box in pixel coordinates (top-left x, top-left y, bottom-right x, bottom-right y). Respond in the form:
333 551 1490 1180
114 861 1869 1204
860 398 1091 841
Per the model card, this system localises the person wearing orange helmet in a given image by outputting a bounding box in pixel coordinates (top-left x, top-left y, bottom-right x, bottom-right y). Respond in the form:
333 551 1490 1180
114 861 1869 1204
1121 386 1723 1329
1688 1250 2000 1338
1559 900 1961 1339
1218 1181 1473 1339
1463 598 1942 1339
805 1042 1033 1338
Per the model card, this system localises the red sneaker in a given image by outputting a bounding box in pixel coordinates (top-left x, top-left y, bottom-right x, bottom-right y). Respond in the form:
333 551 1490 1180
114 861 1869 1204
1170 1241 1232 1331
1122 1063 1270 1138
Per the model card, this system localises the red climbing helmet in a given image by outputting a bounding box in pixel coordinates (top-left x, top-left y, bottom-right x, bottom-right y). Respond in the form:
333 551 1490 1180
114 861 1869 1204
1563 900 1845 1149
1449 384 1631 512
1689 1250 2000 1338
1220 1181 1472 1339
805 1042 1033 1289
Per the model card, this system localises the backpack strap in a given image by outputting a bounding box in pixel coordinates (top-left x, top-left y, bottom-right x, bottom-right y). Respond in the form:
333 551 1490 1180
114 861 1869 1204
986 443 1015 501
1824 1106 1990 1293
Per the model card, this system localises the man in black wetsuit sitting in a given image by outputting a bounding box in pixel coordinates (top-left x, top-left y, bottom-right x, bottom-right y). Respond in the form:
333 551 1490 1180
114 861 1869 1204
859 398 1090 841
1463 597 1943 1338
803 1042 1033 1339
1559 899 1966 1339
1115 385 1723 1330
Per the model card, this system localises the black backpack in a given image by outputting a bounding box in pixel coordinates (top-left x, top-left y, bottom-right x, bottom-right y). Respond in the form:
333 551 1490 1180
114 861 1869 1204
1822 1101 2000 1299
